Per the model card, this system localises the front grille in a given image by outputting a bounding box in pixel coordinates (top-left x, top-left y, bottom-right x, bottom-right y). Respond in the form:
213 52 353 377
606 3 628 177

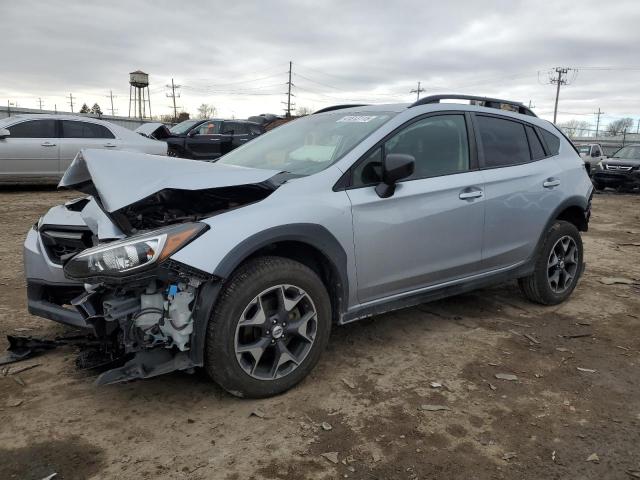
40 229 93 265
605 164 633 172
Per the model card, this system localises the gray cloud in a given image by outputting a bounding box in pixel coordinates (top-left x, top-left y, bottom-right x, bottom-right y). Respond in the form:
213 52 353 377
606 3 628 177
2 0 640 126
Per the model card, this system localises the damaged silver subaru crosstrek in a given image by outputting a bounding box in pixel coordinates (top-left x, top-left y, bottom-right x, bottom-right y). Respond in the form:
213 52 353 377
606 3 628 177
24 95 593 398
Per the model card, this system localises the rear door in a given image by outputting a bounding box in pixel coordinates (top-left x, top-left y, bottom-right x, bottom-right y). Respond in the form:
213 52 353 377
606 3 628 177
474 114 563 271
346 113 486 303
59 120 118 172
0 119 59 181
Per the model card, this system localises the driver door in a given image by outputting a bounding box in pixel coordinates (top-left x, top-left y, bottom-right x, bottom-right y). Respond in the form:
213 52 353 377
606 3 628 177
186 120 224 160
345 113 486 304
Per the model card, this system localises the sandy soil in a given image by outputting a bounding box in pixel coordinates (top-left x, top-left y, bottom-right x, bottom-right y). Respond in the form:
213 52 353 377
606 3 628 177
0 187 639 480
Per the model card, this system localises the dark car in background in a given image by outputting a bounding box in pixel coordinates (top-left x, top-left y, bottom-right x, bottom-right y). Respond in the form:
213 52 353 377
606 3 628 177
592 144 640 191
163 119 264 160
167 119 265 160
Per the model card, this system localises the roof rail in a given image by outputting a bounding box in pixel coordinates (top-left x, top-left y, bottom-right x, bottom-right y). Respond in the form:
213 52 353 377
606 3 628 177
410 94 536 117
313 104 369 114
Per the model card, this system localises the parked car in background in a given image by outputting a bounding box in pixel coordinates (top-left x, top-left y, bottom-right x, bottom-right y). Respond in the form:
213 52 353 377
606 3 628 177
576 143 604 176
155 118 265 160
0 115 167 184
24 95 592 398
592 144 640 191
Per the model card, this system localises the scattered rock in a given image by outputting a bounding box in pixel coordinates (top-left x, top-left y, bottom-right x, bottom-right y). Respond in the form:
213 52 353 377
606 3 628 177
551 450 556 462
502 452 517 460
488 383 497 391
187 418 195 424
40 474 57 480
372 452 382 462
429 382 442 388
577 367 597 373
586 453 600 463
419 404 450 412
321 452 339 464
599 277 636 285
341 378 356 389
523 333 540 344
556 347 571 353
321 422 332 431
13 376 25 387
495 373 518 381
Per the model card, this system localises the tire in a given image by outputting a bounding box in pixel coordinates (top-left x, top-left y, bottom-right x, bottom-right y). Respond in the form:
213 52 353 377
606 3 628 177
518 221 584 305
204 256 332 398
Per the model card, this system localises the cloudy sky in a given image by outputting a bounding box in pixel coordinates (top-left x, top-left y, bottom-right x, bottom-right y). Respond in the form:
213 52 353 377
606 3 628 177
2 0 640 129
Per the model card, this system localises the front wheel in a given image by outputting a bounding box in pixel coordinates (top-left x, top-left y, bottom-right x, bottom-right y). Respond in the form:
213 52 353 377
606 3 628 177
519 221 584 305
204 256 332 398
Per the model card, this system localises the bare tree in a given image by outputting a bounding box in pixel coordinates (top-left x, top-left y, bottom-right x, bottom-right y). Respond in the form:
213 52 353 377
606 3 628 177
606 117 634 136
559 119 590 138
197 104 217 119
296 106 312 116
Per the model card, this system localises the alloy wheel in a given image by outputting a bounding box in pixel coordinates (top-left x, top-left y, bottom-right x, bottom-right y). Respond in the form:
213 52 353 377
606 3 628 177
547 235 579 294
234 284 318 380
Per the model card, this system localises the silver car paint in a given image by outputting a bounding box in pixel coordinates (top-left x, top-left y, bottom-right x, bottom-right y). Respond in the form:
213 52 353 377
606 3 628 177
25 102 593 320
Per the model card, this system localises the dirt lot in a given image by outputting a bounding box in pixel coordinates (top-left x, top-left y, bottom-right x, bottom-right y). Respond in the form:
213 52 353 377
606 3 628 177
0 188 639 480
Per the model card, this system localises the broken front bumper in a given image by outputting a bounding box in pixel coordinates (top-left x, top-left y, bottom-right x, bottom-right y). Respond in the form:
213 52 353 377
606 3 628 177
24 226 89 329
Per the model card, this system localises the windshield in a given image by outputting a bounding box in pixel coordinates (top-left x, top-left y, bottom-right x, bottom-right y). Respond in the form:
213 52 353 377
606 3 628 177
577 145 590 154
217 112 396 176
169 120 201 135
612 145 640 160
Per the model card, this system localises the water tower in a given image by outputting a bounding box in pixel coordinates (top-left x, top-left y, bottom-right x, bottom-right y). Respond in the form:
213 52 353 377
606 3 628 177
128 70 152 119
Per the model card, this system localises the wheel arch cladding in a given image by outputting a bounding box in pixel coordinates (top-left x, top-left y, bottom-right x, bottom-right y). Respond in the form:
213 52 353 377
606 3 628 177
190 224 349 366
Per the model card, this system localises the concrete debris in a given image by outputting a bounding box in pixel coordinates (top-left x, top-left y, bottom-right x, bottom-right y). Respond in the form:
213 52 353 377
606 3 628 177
341 378 356 389
430 382 442 388
577 367 597 373
586 453 600 462
419 404 450 412
321 452 339 464
321 422 332 431
502 452 517 460
495 373 518 381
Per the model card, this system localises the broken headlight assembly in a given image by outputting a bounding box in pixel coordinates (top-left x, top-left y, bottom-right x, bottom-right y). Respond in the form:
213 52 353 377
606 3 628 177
63 223 207 280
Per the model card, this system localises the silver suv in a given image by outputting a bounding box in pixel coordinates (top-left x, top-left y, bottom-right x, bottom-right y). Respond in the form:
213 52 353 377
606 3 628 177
23 95 593 398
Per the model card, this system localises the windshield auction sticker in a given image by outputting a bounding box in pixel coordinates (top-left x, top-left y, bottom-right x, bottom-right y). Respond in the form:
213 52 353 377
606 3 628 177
336 115 378 123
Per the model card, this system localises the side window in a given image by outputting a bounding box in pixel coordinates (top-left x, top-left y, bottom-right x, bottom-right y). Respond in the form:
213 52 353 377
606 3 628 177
233 123 249 135
476 115 530 167
61 121 114 139
7 120 56 138
249 125 263 136
193 121 219 135
221 122 238 134
540 129 560 156
593 146 602 156
525 125 546 160
353 115 470 187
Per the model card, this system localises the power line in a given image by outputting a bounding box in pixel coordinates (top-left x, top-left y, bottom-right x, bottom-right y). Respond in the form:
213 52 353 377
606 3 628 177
410 81 425 101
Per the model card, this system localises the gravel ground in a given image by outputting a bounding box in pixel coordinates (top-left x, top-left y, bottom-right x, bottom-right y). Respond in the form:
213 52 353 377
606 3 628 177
0 187 639 480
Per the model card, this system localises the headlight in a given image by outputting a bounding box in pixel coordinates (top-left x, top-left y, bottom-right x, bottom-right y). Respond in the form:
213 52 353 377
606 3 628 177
63 223 207 279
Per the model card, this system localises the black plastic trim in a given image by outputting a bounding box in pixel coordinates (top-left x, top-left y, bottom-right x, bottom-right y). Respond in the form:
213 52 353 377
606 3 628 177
314 104 369 114
26 281 89 329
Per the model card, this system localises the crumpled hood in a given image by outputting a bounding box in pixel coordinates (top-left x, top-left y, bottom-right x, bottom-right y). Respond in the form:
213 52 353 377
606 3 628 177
59 149 282 213
135 122 172 140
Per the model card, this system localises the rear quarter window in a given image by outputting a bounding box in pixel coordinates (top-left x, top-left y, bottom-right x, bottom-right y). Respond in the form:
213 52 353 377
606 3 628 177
476 115 530 167
540 129 560 156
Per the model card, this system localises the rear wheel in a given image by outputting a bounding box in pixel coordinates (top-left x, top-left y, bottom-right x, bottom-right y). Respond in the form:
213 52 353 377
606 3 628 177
519 221 583 305
204 256 331 398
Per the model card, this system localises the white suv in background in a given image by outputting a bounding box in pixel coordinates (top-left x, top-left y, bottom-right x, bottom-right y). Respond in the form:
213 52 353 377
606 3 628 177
0 115 167 184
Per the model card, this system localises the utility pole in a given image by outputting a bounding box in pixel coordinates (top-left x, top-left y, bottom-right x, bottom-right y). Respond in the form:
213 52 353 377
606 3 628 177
68 93 76 113
7 100 10 117
636 118 640 135
550 67 569 124
594 108 604 138
166 78 181 122
38 98 43 110
108 90 117 116
528 100 535 109
410 81 425 101
284 61 294 118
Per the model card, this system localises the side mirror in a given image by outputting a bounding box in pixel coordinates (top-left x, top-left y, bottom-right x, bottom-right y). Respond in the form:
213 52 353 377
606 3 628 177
0 128 10 139
375 153 415 198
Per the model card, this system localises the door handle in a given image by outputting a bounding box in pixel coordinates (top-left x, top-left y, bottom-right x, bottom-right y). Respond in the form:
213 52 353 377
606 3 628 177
41 142 56 147
543 178 561 188
459 189 483 200
104 143 117 148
